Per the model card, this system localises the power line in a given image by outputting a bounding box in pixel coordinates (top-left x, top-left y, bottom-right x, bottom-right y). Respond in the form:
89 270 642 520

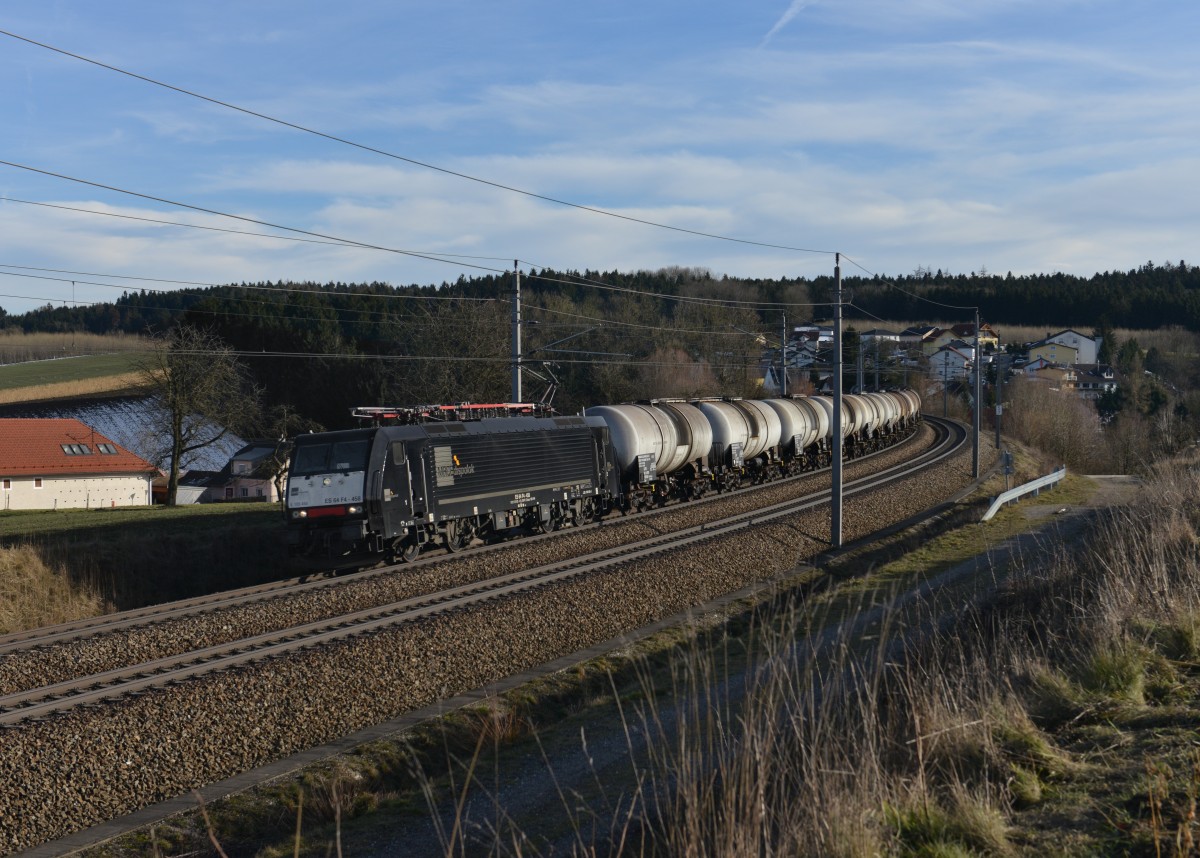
523 302 772 337
524 266 834 310
0 197 515 262
0 160 512 276
839 253 979 313
0 28 837 257
0 264 822 340
186 349 777 371
0 279 777 343
0 265 497 303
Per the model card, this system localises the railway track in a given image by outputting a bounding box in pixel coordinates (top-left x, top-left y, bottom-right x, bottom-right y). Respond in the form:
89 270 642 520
0 418 960 728
3 416 983 856
0 427 918 660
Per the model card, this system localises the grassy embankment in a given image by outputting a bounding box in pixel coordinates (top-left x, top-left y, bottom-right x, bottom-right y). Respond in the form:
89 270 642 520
0 337 291 632
0 350 146 404
103 445 1200 857
0 504 291 633
225 458 1196 857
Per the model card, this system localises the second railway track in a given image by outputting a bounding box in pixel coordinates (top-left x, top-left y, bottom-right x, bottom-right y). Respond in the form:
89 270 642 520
0 418 959 725
0 420 942 698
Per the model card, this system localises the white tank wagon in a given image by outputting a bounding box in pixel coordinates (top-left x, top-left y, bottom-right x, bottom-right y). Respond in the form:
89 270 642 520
583 402 680 482
647 399 715 502
864 392 900 431
583 400 714 506
762 396 831 469
894 389 922 421
841 394 876 438
694 399 753 468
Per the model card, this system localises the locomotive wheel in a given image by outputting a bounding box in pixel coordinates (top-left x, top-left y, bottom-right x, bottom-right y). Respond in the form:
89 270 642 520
539 503 565 533
397 538 420 563
444 520 470 552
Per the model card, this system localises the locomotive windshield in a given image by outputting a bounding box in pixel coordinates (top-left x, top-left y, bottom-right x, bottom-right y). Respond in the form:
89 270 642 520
291 439 370 476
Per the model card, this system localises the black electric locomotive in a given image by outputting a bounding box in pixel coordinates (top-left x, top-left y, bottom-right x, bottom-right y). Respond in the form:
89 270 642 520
286 414 619 564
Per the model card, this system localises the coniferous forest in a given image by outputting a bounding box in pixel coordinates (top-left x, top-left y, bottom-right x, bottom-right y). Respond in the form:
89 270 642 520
3 260 1199 430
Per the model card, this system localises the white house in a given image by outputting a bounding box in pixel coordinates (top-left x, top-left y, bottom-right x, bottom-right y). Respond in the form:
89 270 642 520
1036 329 1100 365
929 346 973 379
0 418 156 511
792 324 834 344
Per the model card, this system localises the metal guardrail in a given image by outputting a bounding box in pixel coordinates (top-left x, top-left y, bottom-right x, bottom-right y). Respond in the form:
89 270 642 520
981 466 1067 522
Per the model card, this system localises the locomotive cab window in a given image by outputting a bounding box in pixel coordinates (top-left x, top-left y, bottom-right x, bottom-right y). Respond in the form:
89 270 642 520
291 439 370 476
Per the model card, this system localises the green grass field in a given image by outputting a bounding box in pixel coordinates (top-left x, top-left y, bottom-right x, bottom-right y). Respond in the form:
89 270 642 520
0 502 282 542
0 353 145 391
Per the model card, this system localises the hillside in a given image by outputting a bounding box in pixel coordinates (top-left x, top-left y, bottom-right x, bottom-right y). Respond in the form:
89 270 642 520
0 332 150 405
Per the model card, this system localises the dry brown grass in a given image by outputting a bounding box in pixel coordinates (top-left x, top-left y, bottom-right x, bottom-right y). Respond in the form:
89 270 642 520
0 372 144 405
0 544 110 633
439 464 1200 855
0 331 149 363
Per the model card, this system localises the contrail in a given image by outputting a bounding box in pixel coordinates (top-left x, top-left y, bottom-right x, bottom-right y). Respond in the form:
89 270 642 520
761 0 810 46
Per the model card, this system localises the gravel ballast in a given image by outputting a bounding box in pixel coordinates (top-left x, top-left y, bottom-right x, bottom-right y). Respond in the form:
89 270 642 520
0 424 981 854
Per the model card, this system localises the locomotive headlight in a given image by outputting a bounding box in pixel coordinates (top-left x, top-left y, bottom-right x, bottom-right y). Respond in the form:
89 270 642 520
292 510 308 519
347 505 362 515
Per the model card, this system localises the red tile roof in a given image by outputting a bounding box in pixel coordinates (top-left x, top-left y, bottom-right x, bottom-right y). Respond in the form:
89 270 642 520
0 419 157 477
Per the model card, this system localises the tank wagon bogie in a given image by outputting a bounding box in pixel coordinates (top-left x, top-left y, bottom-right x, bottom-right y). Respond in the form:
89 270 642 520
286 389 921 565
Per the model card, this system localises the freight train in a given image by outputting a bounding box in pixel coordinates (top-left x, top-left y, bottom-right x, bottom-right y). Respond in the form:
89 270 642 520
284 391 921 566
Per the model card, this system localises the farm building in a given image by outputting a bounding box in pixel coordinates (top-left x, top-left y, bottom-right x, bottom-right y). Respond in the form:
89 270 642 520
164 442 282 504
0 418 157 511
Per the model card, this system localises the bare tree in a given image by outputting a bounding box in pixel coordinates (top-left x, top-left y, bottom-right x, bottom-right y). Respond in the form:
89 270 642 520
137 326 261 506
259 403 324 500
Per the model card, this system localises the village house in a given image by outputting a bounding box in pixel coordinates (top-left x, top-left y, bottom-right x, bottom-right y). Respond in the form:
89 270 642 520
1074 364 1119 400
858 329 901 345
1032 329 1100 365
948 322 1001 351
0 418 156 511
1027 364 1078 391
899 325 939 349
1028 339 1080 366
929 345 973 379
167 441 283 504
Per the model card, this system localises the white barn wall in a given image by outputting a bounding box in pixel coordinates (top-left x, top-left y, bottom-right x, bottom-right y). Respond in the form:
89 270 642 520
1 474 152 511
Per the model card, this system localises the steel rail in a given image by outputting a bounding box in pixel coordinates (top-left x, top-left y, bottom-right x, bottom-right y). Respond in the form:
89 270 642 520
0 418 961 727
0 421 929 657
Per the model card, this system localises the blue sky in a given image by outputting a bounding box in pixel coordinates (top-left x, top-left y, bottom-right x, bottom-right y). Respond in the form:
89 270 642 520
1 1 1198 315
